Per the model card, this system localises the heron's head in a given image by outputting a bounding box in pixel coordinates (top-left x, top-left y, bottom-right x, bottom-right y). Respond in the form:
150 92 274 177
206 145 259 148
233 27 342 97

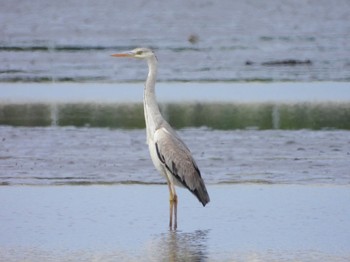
111 47 155 60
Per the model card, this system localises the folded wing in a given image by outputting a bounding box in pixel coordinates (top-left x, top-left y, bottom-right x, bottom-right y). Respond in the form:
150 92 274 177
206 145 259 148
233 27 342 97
154 127 210 206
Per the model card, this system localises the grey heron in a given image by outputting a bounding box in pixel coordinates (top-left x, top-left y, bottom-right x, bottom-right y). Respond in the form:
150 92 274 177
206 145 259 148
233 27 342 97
112 47 210 229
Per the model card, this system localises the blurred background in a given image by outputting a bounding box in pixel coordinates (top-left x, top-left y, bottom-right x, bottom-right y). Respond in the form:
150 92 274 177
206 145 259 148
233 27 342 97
1 0 350 82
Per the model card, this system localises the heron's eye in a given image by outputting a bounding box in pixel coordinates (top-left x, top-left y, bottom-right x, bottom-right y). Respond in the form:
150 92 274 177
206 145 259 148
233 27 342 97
136 50 143 55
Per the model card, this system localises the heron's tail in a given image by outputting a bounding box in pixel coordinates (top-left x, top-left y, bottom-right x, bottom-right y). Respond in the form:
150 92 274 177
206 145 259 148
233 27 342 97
192 179 210 207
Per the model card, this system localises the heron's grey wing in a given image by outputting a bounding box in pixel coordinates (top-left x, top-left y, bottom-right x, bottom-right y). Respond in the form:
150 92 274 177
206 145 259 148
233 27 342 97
154 127 210 206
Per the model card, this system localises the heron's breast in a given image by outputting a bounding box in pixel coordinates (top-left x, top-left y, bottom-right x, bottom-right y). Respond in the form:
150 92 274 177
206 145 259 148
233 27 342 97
148 139 166 177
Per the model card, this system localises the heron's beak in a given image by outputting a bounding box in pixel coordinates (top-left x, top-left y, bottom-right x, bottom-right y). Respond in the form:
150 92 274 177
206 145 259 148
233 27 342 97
111 52 134 58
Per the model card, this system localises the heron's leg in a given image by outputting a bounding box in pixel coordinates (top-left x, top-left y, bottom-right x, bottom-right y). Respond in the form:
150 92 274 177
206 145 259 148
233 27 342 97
169 193 174 229
167 181 174 229
173 193 178 230
167 181 178 230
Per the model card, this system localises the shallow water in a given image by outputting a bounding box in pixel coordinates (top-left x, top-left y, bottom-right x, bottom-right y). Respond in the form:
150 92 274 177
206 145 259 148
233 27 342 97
2 82 350 103
1 185 350 261
1 0 350 82
1 126 349 186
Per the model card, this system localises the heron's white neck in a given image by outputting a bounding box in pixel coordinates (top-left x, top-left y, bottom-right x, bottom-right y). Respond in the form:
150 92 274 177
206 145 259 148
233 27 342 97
144 55 163 142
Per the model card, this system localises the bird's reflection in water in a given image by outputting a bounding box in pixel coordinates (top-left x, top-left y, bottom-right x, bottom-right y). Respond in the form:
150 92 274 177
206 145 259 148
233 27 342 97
146 229 210 261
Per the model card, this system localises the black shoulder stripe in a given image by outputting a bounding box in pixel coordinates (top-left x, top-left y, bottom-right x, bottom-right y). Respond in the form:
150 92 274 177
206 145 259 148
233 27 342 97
155 142 165 163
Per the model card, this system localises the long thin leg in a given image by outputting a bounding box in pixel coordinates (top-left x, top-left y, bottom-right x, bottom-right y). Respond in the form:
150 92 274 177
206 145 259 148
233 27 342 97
167 180 178 230
167 182 174 229
169 193 174 229
173 193 178 230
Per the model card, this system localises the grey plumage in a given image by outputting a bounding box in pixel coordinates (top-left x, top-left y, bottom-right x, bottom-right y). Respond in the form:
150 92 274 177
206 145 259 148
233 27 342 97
154 126 210 206
112 47 210 229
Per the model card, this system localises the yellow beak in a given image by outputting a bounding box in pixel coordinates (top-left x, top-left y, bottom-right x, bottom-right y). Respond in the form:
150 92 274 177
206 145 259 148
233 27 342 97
111 52 133 58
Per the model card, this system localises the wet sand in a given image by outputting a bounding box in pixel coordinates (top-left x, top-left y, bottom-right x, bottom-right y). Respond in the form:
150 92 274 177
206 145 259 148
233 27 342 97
1 185 349 261
1 126 349 186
